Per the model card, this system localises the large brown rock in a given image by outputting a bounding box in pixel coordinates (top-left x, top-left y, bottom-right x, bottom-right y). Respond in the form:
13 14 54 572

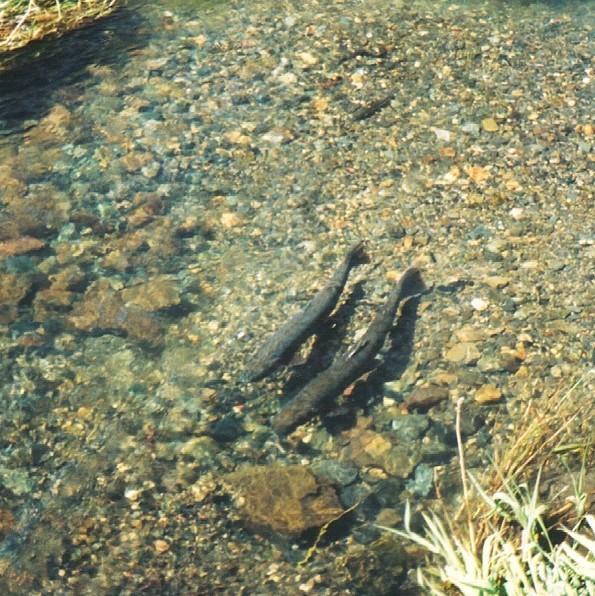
121 277 181 311
68 278 164 346
224 464 343 537
0 236 46 257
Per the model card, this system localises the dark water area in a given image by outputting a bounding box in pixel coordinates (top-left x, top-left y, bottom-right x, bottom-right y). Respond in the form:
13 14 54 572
0 0 593 593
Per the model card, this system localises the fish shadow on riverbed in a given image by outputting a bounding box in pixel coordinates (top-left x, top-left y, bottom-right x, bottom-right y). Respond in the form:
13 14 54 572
281 281 367 395
322 280 427 432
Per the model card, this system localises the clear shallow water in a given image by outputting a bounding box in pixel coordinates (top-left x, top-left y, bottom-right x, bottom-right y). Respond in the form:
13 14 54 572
0 0 593 592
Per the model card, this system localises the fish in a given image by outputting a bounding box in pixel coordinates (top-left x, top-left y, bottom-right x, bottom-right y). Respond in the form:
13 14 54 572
244 241 365 382
272 266 423 435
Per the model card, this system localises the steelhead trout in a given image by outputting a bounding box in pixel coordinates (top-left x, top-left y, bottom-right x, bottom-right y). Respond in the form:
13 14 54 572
272 266 423 435
244 242 365 382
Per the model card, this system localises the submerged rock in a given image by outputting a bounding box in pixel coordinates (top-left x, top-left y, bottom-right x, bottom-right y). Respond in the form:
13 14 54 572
404 385 449 411
0 236 46 257
0 185 70 240
68 278 164 346
224 464 343 537
0 273 33 323
120 277 181 311
474 383 502 404
341 429 420 479
445 342 481 365
26 104 73 144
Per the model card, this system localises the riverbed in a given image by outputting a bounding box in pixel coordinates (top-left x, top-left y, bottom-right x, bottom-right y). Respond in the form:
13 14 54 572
0 0 593 593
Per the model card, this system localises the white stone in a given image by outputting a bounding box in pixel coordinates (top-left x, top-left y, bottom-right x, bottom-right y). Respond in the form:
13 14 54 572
471 297 489 311
510 207 524 220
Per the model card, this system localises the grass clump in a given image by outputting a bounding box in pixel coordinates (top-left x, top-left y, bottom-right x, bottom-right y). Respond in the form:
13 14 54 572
0 0 118 51
378 369 595 595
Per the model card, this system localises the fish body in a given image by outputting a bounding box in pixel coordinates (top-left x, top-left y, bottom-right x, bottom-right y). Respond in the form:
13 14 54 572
272 266 422 435
245 242 364 382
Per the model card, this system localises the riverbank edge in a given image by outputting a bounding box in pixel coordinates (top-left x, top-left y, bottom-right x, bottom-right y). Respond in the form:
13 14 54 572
0 0 119 52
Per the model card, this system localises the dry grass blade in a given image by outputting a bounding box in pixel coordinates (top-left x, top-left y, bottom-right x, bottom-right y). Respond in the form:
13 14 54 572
473 369 595 544
491 371 593 486
377 369 595 594
0 0 118 51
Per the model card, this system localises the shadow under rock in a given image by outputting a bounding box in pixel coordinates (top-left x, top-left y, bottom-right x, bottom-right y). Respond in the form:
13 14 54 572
0 5 147 135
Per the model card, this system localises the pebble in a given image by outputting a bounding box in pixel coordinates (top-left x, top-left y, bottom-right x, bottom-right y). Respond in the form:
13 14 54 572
470 297 489 311
154 539 170 554
310 460 359 487
477 355 505 373
460 122 480 136
481 117 499 132
454 325 486 343
483 276 510 289
474 384 502 404
220 212 244 228
509 207 524 221
431 127 452 141
445 342 481 365
141 162 161 179
391 414 429 441
404 385 449 411
121 277 181 311
405 463 434 497
341 428 419 479
297 51 318 66
375 508 401 528
0 236 46 257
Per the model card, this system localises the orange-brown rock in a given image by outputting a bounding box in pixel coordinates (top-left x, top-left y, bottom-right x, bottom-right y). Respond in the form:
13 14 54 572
126 193 166 228
404 385 449 411
474 384 502 404
33 288 75 322
121 277 181 311
0 273 32 323
54 238 100 266
0 508 15 540
68 278 164 346
143 219 181 259
34 288 73 308
0 236 46 258
48 265 86 291
224 464 343 537
0 164 27 201
120 151 153 173
0 185 70 240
